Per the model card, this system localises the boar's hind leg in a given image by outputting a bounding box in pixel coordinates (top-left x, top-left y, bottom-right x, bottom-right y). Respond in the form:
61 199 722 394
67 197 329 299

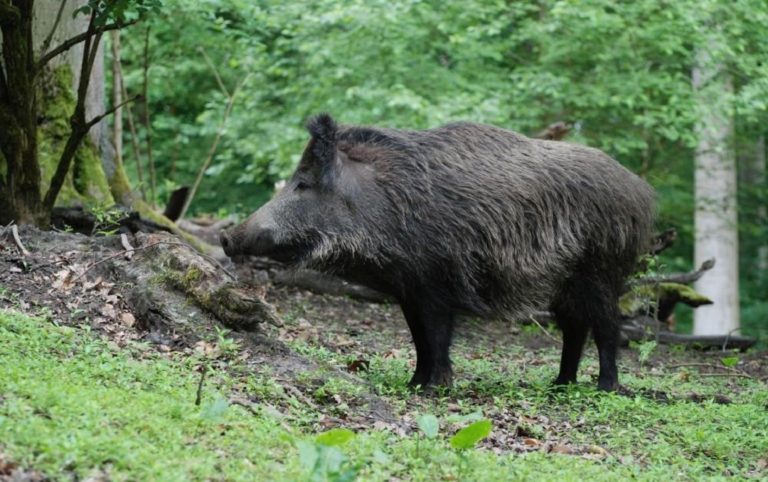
401 300 455 388
551 310 590 386
551 271 621 391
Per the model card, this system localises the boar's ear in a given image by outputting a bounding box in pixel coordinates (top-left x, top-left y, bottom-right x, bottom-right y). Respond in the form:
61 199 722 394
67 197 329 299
305 113 338 169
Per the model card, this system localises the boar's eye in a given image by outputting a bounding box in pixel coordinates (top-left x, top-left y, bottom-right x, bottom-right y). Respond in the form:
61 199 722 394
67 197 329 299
295 181 312 191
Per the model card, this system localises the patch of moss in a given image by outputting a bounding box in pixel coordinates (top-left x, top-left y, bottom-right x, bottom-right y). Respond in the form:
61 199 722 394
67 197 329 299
37 65 112 207
620 282 713 317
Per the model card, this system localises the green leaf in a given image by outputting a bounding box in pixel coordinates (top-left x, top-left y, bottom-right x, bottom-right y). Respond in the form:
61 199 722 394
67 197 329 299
316 428 356 446
200 395 229 422
296 440 319 471
417 414 440 439
449 419 492 450
721 356 740 368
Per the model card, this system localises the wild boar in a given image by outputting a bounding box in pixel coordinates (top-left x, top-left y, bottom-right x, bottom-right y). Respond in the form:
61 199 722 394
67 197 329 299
220 114 655 391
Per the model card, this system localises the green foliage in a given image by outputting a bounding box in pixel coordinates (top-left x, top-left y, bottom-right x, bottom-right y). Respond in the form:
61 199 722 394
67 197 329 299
112 0 768 336
316 428 356 447
416 414 439 439
632 340 658 367
449 420 493 450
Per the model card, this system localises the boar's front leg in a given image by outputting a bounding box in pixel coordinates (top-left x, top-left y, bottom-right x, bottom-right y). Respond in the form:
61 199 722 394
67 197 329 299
401 299 455 388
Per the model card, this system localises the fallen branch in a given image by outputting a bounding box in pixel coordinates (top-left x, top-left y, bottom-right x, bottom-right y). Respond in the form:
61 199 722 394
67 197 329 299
11 225 30 256
527 314 560 344
621 323 756 351
120 233 134 260
631 258 715 286
689 372 754 380
668 362 750 376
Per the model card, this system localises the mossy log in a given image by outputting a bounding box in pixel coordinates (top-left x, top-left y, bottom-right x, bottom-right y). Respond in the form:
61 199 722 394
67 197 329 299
620 282 713 323
129 232 280 330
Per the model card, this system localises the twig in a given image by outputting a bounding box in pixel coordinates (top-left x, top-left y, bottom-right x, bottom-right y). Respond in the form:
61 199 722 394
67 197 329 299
119 68 147 199
199 47 229 97
39 0 67 60
11 225 30 256
631 258 715 286
669 362 746 374
229 397 260 416
85 95 140 131
120 233 135 260
721 327 741 352
195 364 208 406
177 73 251 220
36 19 139 71
528 314 560 344
694 372 754 380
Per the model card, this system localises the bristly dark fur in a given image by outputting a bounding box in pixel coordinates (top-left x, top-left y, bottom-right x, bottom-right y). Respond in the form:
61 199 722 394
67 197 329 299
306 113 338 166
224 114 656 391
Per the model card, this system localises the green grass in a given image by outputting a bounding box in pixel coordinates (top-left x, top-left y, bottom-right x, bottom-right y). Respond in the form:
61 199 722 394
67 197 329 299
1 309 767 481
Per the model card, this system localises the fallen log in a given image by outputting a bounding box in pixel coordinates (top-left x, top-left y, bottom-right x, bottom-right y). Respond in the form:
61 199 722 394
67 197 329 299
620 322 756 351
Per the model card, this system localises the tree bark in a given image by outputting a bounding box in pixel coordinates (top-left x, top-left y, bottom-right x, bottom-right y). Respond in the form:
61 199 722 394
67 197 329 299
692 33 740 336
0 0 43 225
753 135 767 272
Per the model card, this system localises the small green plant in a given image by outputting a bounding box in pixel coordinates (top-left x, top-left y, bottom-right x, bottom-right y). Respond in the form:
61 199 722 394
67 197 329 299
415 413 439 459
720 356 740 368
450 419 492 450
297 429 359 482
631 340 658 367
450 419 493 480
88 202 124 236
417 414 439 439
214 326 241 359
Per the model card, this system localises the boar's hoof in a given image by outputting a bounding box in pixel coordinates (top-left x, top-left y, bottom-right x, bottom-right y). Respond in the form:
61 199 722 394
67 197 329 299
597 377 619 392
408 367 454 391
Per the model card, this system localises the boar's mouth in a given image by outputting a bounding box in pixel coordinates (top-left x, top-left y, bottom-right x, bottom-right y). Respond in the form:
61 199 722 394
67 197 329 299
255 241 310 264
220 228 313 264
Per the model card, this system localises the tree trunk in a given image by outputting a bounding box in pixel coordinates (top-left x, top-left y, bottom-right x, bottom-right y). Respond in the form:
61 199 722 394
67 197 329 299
753 135 767 273
692 35 740 336
0 0 43 225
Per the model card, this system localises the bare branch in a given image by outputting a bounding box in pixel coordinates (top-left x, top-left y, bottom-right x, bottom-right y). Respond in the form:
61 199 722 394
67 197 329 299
36 18 138 71
85 94 141 131
39 0 67 59
178 74 251 220
631 258 716 286
199 47 230 97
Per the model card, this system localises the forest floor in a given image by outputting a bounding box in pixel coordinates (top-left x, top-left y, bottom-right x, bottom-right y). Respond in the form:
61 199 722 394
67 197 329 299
1 227 767 481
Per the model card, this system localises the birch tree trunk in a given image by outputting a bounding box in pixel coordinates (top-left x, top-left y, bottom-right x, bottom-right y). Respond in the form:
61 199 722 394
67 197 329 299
692 36 740 336
753 135 767 273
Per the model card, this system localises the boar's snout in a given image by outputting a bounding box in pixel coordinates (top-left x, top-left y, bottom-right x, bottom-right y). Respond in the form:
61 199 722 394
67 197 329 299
219 229 237 256
220 224 279 259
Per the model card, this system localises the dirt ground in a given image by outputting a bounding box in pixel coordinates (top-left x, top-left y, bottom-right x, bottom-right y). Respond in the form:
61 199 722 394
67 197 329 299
2 225 766 458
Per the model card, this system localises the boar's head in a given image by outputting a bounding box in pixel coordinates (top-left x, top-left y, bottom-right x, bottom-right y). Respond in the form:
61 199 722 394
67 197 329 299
220 114 385 267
